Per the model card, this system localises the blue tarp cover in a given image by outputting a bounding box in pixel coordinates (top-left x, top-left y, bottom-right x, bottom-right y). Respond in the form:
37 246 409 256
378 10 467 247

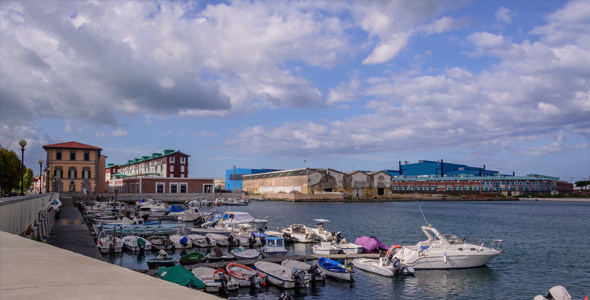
169 205 184 213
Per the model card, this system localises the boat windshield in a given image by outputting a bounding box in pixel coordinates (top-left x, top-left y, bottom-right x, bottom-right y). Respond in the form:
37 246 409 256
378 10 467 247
443 234 463 244
276 239 284 247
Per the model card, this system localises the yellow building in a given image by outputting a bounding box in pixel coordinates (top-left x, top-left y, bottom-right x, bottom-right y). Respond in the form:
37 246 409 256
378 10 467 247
43 141 106 194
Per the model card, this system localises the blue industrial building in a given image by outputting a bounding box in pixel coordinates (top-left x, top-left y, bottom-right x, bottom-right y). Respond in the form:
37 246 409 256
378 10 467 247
225 168 281 191
385 160 499 177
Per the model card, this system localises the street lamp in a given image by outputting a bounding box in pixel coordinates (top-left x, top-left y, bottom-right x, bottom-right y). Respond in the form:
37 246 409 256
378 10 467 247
39 159 44 194
19 140 27 196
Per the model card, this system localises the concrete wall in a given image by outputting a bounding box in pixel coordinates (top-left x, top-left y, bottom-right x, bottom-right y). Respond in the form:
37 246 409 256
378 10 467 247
0 193 58 236
103 192 245 203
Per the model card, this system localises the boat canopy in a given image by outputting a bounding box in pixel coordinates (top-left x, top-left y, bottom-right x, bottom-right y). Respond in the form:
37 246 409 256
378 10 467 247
354 236 388 252
157 265 205 288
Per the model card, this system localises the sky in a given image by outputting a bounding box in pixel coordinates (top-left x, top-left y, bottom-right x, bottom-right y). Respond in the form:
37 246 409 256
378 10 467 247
1 0 589 182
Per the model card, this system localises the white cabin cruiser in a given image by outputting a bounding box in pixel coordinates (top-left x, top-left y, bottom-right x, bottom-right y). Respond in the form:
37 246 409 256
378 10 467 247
393 225 503 269
282 224 319 243
218 211 268 231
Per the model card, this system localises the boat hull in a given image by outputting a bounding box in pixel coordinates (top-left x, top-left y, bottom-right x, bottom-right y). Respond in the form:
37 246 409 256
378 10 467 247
401 251 499 269
352 258 394 277
254 261 296 289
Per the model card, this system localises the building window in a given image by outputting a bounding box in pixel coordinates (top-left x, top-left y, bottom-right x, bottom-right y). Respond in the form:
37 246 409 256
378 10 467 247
181 165 185 172
82 168 91 179
156 183 164 193
169 157 175 163
170 183 178 193
68 168 77 179
84 152 90 161
170 165 174 172
180 184 187 193
181 157 186 164
54 168 63 178
56 151 62 160
70 151 76 160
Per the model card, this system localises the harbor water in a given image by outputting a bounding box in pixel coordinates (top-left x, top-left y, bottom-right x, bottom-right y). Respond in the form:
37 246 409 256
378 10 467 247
100 200 590 299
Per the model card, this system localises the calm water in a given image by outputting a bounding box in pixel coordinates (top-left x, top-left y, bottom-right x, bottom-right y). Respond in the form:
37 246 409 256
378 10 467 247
101 201 590 299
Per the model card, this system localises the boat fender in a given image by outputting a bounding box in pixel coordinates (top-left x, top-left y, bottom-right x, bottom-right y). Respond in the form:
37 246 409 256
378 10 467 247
443 251 447 263
214 268 226 275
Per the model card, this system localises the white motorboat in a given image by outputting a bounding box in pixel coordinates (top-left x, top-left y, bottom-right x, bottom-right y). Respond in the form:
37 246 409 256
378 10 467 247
187 234 214 247
192 267 239 293
230 247 260 259
260 236 288 258
169 234 192 249
310 219 334 242
218 211 268 230
206 252 235 262
205 233 237 247
122 235 152 252
176 207 209 222
97 235 123 254
337 242 364 254
352 249 414 277
254 261 308 289
147 235 175 250
281 259 325 281
226 263 266 288
282 224 319 243
312 241 340 255
393 225 503 269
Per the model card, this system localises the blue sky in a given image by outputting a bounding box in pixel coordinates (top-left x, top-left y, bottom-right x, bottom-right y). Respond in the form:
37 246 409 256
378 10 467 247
1 0 589 182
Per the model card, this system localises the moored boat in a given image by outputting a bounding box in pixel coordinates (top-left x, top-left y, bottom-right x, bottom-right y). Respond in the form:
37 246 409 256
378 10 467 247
282 224 318 243
146 250 176 269
392 225 503 270
147 235 175 250
192 267 239 293
97 235 123 254
122 235 152 252
312 241 340 255
179 251 206 266
281 259 325 281
317 257 354 281
230 247 260 259
260 236 288 258
226 263 266 288
254 261 308 289
169 234 192 249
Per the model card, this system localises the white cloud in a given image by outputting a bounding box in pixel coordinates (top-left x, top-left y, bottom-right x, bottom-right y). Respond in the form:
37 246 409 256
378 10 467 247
495 7 513 24
112 129 128 137
327 73 361 105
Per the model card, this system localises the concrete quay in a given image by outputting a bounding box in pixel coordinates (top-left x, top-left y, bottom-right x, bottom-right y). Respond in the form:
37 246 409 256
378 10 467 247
0 231 220 300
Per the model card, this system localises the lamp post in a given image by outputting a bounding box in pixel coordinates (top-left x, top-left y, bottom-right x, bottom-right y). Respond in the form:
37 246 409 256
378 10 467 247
39 159 44 194
19 140 27 195
233 165 237 192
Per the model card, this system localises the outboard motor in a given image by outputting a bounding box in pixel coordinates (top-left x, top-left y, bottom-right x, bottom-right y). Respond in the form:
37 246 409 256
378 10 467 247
308 264 322 282
247 270 262 289
248 235 257 248
279 293 293 300
292 269 307 288
334 231 343 244
205 236 212 246
218 272 229 293
179 236 189 248
227 234 236 246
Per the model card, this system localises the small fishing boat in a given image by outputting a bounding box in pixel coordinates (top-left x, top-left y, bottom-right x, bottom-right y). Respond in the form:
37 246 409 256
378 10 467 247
147 235 175 250
317 257 354 281
192 267 239 293
146 250 176 269
337 242 364 254
97 235 123 254
122 235 152 252
230 247 260 259
226 263 266 288
310 219 334 242
206 233 235 247
352 256 415 277
178 251 206 266
312 241 340 255
169 234 192 249
281 259 325 281
254 261 308 289
260 236 288 258
206 252 235 262
187 234 214 248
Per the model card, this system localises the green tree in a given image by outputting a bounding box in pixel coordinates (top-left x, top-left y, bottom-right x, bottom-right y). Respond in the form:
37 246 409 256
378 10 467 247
19 168 34 192
0 146 22 195
575 180 590 188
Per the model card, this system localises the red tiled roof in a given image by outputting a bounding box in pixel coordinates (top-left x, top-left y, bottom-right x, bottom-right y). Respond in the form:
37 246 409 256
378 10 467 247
42 141 102 150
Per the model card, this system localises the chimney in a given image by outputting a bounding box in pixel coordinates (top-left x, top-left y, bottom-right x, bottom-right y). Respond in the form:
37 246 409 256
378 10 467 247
483 164 486 170
440 159 444 177
479 168 482 176
513 171 515 176
399 161 402 175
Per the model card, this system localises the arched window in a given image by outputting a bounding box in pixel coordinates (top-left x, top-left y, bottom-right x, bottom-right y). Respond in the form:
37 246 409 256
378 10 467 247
82 167 91 179
68 167 77 179
54 167 63 178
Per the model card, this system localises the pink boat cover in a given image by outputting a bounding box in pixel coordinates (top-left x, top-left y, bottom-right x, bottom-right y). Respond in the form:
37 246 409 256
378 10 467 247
354 236 388 252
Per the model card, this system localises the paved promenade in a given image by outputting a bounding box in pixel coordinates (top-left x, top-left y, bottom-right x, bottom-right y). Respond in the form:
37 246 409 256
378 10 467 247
0 197 219 300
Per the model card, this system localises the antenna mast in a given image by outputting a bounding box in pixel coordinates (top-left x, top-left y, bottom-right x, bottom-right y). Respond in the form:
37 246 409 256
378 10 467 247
418 204 429 226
